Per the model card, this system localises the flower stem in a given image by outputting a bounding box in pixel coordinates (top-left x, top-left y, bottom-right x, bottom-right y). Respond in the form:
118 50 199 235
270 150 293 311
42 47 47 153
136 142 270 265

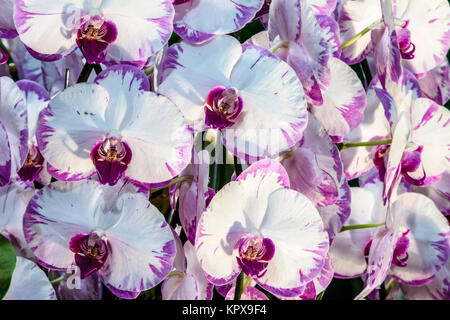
340 222 385 232
149 175 192 194
77 63 94 83
341 19 382 51
50 276 64 286
385 278 396 296
234 271 245 300
93 64 103 75
269 41 289 54
144 65 155 76
340 139 392 150
243 276 252 292
64 68 70 89
77 63 102 83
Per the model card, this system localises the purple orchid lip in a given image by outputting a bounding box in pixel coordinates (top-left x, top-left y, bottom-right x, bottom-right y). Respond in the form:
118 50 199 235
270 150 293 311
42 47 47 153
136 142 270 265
76 15 118 64
91 137 132 186
373 144 390 182
400 146 423 174
236 235 275 278
70 233 109 279
396 27 416 60
205 86 243 130
17 145 45 182
392 229 410 267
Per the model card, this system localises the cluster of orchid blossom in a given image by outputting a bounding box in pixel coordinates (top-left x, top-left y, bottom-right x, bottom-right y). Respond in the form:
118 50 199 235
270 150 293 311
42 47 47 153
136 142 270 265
0 0 448 301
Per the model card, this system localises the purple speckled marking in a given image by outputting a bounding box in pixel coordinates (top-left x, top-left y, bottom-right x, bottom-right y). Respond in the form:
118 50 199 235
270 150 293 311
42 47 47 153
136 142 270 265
413 102 439 130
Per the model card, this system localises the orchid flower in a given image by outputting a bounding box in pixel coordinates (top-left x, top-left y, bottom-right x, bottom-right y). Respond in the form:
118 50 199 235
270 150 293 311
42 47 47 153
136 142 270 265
3 257 56 300
23 179 176 299
172 0 264 44
36 65 193 186
162 229 213 300
267 0 339 105
158 35 307 162
15 80 51 184
14 0 175 67
339 0 450 77
0 76 28 186
247 29 365 143
329 175 450 299
375 76 450 202
356 191 450 299
170 150 214 245
195 159 329 297
280 115 351 242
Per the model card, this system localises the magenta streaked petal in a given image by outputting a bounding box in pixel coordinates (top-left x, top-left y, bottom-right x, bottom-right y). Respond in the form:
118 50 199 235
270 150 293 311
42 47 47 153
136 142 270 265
310 57 366 143
389 193 450 285
173 0 264 43
418 60 450 106
0 77 28 182
14 0 83 60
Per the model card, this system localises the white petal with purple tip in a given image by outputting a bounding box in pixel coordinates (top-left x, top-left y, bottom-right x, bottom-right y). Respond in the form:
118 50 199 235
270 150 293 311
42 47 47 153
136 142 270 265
159 36 241 128
225 45 307 160
407 98 450 185
17 80 50 145
37 83 109 181
23 181 114 270
389 193 450 285
310 57 366 143
396 0 450 75
98 195 175 297
256 188 329 296
14 0 82 57
100 0 174 65
0 77 28 182
94 65 150 131
120 92 193 184
3 257 56 300
174 0 264 43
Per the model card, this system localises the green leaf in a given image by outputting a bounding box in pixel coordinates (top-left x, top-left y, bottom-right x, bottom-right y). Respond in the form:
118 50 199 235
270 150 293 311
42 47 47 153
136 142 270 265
0 234 17 299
